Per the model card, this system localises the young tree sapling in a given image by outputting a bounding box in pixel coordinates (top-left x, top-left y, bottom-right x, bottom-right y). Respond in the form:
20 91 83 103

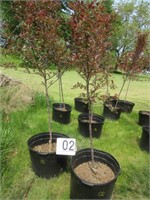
114 32 148 108
69 0 115 166
9 0 64 150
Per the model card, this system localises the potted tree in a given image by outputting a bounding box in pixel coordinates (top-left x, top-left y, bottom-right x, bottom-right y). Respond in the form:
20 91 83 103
10 1 69 178
51 39 72 124
102 32 148 121
102 94 122 121
100 63 121 121
70 0 110 138
69 1 120 199
112 32 148 113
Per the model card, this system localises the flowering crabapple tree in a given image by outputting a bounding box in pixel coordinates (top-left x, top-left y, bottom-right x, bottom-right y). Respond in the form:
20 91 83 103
10 0 69 149
69 0 115 164
115 32 148 106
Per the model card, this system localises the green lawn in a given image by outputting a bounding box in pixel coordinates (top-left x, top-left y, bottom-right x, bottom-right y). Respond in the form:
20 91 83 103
1 57 150 200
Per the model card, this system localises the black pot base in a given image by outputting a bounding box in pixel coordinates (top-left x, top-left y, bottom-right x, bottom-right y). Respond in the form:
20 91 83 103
52 103 72 124
102 104 121 120
115 100 135 113
74 98 89 113
78 113 105 138
140 127 150 153
138 110 150 127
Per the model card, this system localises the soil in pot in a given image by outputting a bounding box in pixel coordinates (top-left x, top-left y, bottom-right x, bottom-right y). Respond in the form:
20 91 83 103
74 161 115 184
78 113 105 138
33 143 56 153
52 103 72 124
55 107 68 112
81 119 99 123
74 98 89 113
28 132 69 179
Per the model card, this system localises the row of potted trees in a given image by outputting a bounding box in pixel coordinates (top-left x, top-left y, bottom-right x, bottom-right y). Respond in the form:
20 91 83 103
5 1 149 199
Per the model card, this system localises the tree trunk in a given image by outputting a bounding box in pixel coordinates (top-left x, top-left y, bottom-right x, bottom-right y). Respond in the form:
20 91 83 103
124 79 131 101
58 71 65 109
43 74 52 145
86 79 94 164
115 75 128 108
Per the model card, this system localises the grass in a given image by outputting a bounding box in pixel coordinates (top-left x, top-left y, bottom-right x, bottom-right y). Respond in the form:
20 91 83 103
0 56 150 200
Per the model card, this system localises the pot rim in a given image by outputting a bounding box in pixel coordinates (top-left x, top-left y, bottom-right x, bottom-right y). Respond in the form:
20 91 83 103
27 132 69 155
142 126 150 132
52 103 72 111
139 110 150 115
117 99 135 105
78 113 105 121
104 103 121 112
74 97 88 103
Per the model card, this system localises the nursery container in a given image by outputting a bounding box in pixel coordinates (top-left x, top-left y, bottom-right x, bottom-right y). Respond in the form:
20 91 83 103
74 97 89 113
103 104 121 120
70 148 121 199
78 113 105 138
140 126 150 152
138 110 150 127
52 103 72 124
28 132 69 179
115 100 135 113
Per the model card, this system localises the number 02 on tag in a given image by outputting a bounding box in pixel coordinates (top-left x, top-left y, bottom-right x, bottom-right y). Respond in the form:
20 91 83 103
56 138 76 156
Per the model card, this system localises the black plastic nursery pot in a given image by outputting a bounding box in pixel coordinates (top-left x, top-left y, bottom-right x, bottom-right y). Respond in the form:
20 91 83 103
74 97 89 113
52 103 72 124
114 100 135 113
27 132 69 179
140 127 150 152
70 148 121 200
103 104 121 120
138 110 150 127
78 113 105 138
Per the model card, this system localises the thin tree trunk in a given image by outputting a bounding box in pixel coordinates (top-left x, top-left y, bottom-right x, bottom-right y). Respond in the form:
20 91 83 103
60 74 65 109
58 71 62 107
124 79 131 101
58 71 65 109
106 73 109 94
115 75 128 108
86 79 94 164
43 74 52 145
89 111 94 162
85 34 94 165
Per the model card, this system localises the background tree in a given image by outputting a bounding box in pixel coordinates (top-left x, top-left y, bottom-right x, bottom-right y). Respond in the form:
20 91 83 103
101 0 114 13
112 0 150 70
1 1 19 37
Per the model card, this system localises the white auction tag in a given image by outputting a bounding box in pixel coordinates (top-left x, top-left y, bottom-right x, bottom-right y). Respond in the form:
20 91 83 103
56 138 77 156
